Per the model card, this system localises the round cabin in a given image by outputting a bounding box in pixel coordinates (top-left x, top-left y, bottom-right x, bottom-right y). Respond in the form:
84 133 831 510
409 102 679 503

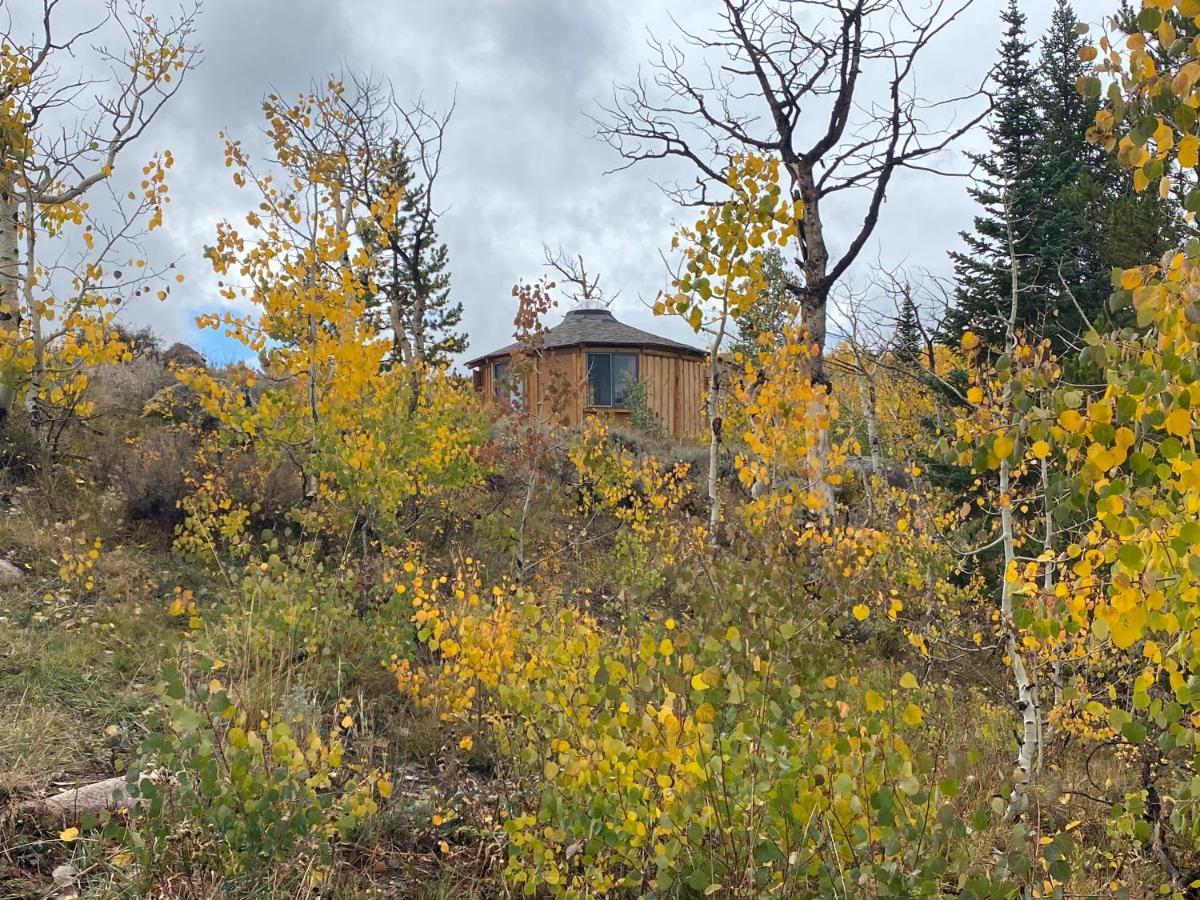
466 307 707 440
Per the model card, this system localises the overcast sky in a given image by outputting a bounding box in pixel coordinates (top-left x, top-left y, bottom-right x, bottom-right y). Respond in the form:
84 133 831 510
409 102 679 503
20 0 1062 368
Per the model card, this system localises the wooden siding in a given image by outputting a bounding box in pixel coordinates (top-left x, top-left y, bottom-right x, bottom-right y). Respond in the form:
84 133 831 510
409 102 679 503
472 346 706 440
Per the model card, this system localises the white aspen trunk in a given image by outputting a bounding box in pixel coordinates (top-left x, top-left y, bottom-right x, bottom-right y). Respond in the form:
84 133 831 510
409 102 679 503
855 374 879 512
1001 450 1040 823
808 402 836 520
1001 191 1040 824
708 301 728 547
1042 455 1062 739
304 311 320 502
21 194 45 437
858 369 883 478
0 177 21 425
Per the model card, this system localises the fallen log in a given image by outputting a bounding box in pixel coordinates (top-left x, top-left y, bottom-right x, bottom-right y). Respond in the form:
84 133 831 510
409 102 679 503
15 776 131 824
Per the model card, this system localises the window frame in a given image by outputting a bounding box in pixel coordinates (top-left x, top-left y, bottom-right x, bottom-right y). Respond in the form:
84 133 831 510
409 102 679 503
492 359 524 410
586 351 640 409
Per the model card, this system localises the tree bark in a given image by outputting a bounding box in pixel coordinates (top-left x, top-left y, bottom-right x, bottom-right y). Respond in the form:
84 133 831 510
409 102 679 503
708 302 728 547
0 176 20 426
1001 192 1040 824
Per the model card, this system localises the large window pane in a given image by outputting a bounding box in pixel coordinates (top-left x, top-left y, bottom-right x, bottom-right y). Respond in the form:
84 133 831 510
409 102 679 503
493 360 509 401
612 353 638 407
588 353 612 407
494 360 524 410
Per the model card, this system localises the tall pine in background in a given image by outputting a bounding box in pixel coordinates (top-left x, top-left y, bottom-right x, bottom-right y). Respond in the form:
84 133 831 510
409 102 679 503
942 0 1180 351
893 294 923 365
365 143 466 370
1027 0 1108 346
942 0 1041 348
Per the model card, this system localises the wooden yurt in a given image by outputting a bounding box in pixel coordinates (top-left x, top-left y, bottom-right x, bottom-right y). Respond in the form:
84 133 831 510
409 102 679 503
466 306 707 439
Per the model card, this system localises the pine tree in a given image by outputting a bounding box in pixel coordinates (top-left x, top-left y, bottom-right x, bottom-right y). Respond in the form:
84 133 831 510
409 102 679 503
941 0 1041 348
732 248 797 356
943 0 1181 351
1026 0 1106 345
893 295 922 365
365 144 466 370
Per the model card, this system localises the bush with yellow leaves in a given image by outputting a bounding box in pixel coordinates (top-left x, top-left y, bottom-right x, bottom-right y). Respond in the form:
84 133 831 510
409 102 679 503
393 557 1025 898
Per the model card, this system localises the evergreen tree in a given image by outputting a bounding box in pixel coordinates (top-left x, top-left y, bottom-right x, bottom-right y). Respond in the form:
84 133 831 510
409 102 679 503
365 143 466 370
943 0 1181 351
893 294 922 365
732 248 797 356
1026 0 1106 345
941 0 1041 348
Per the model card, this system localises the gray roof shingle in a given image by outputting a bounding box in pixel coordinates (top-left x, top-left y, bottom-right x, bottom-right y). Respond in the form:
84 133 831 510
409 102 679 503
466 308 705 366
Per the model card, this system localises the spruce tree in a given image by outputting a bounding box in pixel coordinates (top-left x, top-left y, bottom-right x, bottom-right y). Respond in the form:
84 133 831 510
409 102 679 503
893 294 922 365
365 143 466 370
1027 0 1106 345
944 0 1181 351
733 248 797 356
942 0 1041 348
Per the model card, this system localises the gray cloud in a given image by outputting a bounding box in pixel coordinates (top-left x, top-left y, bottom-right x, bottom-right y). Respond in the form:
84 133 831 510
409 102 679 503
17 0 1058 363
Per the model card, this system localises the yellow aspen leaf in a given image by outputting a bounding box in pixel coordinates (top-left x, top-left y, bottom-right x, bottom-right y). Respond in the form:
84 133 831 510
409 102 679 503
1032 440 1050 459
994 434 1014 459
1145 641 1163 664
961 331 980 351
1111 610 1146 650
1154 120 1175 152
459 735 474 751
59 827 79 842
1181 134 1200 168
1059 410 1084 433
852 604 870 621
1119 268 1143 290
690 673 709 691
901 703 923 726
822 675 838 689
899 672 918 689
865 689 885 712
1165 408 1191 437
966 386 983 404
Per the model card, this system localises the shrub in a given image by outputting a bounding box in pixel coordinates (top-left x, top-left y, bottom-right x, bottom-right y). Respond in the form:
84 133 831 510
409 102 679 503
108 664 390 897
394 573 1021 898
624 378 664 439
111 426 196 525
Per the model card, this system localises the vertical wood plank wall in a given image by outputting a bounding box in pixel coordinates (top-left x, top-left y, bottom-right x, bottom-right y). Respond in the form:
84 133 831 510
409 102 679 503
472 347 706 440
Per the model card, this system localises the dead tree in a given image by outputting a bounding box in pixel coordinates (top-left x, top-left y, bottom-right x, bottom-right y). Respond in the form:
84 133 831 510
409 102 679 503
542 246 617 309
596 0 989 385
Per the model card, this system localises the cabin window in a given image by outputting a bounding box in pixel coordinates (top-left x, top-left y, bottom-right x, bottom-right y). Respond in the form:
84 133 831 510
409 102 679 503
587 352 638 408
493 360 524 410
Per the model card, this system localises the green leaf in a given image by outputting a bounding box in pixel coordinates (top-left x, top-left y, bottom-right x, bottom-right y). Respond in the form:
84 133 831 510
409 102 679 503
1122 721 1148 745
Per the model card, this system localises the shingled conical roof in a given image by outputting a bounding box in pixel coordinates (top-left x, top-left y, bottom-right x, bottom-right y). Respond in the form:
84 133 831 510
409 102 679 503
466 308 704 367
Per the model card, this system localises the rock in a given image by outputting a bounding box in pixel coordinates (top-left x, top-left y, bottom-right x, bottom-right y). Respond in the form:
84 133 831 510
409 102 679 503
162 342 206 371
0 558 22 583
51 863 79 894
